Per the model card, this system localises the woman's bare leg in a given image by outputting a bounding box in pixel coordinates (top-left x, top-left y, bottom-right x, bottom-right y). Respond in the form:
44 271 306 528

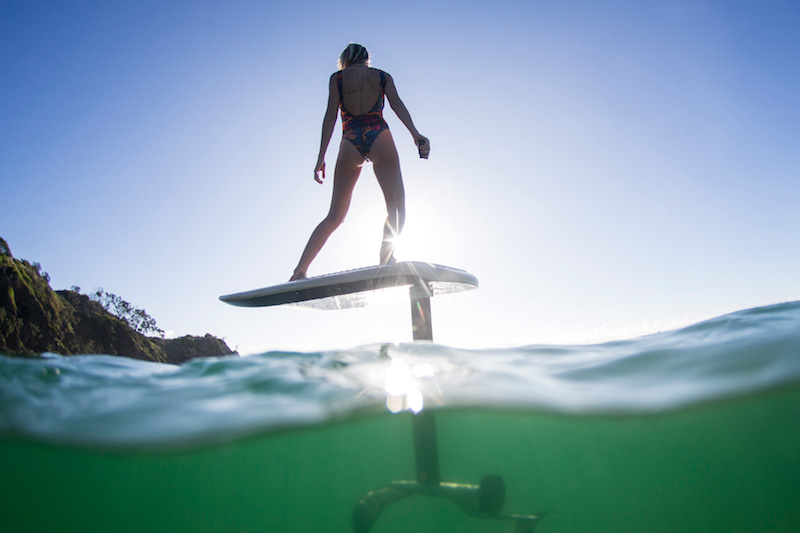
291 141 364 280
369 130 406 265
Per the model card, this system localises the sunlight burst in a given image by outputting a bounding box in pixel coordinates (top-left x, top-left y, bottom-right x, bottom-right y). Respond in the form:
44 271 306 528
383 358 435 414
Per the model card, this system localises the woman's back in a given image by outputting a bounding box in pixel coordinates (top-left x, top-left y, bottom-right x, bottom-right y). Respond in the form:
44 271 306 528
338 66 385 115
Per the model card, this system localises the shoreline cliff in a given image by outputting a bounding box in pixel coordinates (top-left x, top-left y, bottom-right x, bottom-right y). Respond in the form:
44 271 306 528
0 237 235 364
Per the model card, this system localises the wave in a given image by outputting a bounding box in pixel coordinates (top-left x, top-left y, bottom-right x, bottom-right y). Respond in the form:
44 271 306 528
2 300 799 449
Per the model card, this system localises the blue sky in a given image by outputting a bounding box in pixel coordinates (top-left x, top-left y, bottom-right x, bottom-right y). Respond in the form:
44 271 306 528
3 1 799 354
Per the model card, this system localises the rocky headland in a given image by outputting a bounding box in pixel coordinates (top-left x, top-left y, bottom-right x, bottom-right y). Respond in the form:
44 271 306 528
0 237 235 364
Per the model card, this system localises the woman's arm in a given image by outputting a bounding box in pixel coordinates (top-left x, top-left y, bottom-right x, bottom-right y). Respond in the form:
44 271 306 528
314 73 340 183
383 72 430 158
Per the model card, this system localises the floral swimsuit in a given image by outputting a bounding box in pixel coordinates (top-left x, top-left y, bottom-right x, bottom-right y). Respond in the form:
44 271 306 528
338 70 389 160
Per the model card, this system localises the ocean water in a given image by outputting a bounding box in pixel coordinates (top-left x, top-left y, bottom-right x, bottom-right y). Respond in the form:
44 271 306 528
2 301 800 532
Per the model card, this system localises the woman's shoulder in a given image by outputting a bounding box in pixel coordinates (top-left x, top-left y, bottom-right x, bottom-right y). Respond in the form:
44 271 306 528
327 71 342 88
370 68 393 87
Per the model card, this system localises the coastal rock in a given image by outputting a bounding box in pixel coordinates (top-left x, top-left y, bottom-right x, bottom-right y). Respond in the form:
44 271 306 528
0 244 80 355
152 334 235 365
55 290 169 362
0 238 235 363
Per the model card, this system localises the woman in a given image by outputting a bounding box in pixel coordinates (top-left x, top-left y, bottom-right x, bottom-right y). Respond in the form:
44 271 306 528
290 43 429 281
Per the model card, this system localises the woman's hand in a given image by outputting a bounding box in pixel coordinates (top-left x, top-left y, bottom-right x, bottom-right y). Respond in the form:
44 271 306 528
314 160 326 184
415 135 430 159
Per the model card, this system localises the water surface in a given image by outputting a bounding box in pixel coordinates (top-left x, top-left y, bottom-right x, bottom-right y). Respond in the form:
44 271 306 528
2 301 799 531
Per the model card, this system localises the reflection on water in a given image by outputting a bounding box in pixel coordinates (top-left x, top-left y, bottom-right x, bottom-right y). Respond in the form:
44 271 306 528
383 358 434 414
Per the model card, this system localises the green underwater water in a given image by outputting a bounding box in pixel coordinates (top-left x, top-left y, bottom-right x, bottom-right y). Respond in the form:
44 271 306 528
4 386 800 533
4 301 800 531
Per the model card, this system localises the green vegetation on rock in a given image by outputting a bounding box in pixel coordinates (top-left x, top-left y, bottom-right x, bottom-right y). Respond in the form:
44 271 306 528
0 237 11 257
0 237 235 363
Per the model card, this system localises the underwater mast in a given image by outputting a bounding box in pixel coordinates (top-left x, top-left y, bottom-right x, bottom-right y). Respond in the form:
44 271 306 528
220 261 543 532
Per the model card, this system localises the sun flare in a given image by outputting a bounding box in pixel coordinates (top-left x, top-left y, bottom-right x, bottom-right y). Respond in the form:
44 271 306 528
383 358 436 414
387 213 449 264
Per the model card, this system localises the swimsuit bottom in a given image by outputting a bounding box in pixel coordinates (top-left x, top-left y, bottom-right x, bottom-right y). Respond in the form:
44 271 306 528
342 113 389 160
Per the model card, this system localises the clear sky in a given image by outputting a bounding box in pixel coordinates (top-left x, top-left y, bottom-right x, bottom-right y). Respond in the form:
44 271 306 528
3 0 799 355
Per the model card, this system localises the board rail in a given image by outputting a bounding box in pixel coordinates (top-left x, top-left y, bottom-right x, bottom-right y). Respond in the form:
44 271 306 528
219 261 478 310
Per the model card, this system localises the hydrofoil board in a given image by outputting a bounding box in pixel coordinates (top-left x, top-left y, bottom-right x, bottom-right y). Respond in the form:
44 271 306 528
219 261 478 310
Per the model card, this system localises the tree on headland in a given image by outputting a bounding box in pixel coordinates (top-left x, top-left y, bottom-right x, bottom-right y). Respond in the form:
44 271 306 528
89 288 165 338
30 261 50 284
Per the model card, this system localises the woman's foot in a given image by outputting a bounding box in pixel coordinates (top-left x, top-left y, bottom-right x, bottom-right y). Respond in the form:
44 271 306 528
289 270 307 282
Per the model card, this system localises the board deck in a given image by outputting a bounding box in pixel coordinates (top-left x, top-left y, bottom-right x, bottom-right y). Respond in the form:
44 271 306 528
219 261 478 310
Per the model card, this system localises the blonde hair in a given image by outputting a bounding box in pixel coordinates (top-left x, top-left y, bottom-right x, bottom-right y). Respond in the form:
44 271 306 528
338 43 370 69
